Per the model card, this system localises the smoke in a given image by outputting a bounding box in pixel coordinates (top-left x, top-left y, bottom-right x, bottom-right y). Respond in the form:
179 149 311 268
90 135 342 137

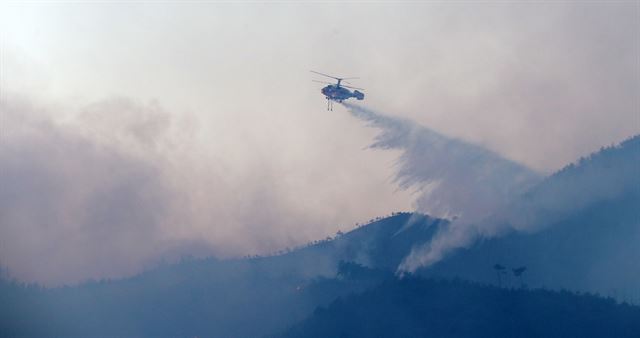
0 95 219 284
343 102 541 219
1 90 417 285
503 135 640 232
342 102 543 272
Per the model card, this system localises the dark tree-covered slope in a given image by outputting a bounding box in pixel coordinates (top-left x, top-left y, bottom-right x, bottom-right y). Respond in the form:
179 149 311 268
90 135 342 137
279 277 640 338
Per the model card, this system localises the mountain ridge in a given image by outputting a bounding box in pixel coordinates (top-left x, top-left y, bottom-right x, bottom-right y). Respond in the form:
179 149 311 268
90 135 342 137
1 134 638 337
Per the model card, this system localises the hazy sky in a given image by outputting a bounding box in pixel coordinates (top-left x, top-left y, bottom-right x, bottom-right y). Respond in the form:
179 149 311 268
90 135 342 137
1 2 638 285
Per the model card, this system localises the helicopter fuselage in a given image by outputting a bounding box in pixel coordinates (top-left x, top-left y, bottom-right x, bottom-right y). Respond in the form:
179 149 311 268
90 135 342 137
311 70 364 110
321 85 364 103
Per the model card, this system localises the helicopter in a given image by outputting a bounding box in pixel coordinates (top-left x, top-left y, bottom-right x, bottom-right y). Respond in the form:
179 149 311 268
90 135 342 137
311 70 364 111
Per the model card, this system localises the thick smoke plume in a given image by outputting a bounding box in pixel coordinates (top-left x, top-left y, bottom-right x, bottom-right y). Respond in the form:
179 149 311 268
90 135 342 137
0 96 213 284
2 95 405 286
342 103 543 272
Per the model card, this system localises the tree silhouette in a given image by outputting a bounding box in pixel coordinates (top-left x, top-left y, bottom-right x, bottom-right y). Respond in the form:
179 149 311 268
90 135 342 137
512 266 527 288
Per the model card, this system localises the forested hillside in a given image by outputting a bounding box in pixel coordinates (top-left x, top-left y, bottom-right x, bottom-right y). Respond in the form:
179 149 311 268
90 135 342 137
280 277 640 338
420 135 640 301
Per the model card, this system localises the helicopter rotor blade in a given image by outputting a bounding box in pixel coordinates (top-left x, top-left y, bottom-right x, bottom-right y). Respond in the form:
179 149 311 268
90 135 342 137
313 79 363 90
312 80 334 85
310 70 341 80
310 70 359 82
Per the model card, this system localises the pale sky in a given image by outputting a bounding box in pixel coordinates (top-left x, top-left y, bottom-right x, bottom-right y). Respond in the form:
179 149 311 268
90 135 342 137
1 2 638 285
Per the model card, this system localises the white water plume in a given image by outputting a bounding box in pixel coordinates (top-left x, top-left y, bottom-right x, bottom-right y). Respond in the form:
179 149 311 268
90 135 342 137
342 103 542 272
